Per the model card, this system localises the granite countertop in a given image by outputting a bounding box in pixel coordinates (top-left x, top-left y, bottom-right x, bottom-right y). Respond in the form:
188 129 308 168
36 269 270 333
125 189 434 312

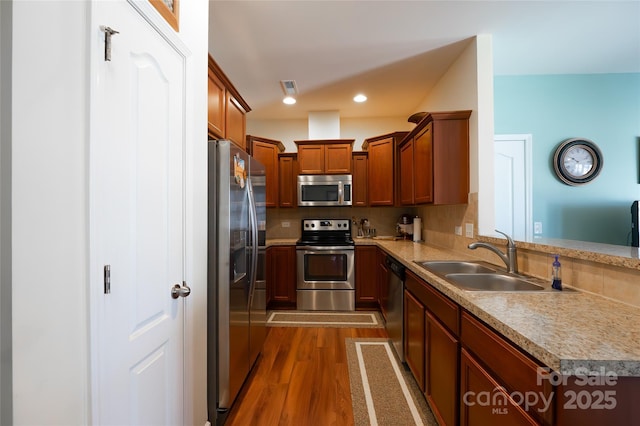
266 237 640 377
370 239 640 377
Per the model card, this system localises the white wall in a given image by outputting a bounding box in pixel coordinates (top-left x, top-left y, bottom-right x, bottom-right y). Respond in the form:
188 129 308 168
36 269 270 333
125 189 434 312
247 116 412 151
247 118 308 151
0 1 12 424
413 35 495 234
10 1 209 425
341 117 413 150
475 35 495 236
12 2 90 424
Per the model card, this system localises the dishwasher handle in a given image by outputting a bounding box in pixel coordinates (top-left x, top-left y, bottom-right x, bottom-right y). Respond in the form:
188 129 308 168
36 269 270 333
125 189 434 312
386 256 405 281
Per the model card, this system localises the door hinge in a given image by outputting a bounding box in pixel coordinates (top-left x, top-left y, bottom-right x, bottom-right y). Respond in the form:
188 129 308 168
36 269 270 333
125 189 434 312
104 265 111 294
102 26 120 61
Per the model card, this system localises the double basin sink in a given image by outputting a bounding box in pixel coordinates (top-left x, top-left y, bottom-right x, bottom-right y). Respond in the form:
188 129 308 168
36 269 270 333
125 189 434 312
414 260 561 292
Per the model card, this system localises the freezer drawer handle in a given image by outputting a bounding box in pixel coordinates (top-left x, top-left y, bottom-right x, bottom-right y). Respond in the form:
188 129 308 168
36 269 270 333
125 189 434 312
171 282 191 299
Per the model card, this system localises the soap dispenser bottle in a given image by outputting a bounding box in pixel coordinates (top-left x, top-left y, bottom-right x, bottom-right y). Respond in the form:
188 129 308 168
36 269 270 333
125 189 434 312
551 255 563 290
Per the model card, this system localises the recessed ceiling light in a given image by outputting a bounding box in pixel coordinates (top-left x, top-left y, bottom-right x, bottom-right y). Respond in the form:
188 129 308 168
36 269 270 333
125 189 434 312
353 94 367 103
282 96 296 105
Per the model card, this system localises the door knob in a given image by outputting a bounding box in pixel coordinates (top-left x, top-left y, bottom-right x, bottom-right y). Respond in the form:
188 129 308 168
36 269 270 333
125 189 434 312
171 282 191 299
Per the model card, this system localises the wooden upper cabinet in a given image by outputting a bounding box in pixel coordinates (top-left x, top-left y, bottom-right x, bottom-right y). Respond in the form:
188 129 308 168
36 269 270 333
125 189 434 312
325 143 352 173
278 153 297 208
207 55 251 149
399 139 415 205
414 123 434 204
226 95 247 149
363 132 407 206
295 140 354 174
297 144 325 174
432 112 471 205
207 66 225 139
247 135 285 208
398 110 471 205
352 152 368 207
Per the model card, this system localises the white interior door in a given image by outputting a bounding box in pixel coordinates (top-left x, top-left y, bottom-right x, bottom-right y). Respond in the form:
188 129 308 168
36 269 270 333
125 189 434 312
90 2 187 424
494 134 533 241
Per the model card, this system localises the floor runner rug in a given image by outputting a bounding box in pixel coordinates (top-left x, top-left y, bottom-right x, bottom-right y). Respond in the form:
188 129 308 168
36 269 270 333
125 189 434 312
346 338 438 426
266 311 384 328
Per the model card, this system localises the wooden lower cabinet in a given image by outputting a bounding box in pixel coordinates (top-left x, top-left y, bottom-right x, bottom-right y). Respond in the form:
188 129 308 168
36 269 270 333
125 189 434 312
266 246 296 309
461 312 553 425
460 348 538 426
355 246 378 309
404 269 459 425
377 248 388 320
426 311 459 426
555 376 640 425
404 289 425 391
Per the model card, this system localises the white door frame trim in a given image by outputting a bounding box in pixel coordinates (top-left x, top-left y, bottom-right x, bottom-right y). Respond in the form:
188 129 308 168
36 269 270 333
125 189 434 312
494 134 533 241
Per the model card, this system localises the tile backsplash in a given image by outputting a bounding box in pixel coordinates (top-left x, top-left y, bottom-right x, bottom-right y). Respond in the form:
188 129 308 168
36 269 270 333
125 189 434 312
266 206 418 239
266 191 640 308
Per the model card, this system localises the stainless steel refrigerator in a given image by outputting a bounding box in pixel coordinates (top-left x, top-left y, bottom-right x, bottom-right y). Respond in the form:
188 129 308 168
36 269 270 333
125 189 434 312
207 140 266 425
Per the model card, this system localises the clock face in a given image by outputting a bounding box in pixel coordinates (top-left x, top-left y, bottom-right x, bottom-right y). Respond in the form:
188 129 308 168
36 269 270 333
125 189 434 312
562 146 594 177
553 138 603 185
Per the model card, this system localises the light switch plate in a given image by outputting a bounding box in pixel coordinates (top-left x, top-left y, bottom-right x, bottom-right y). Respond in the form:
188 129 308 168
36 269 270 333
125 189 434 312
455 226 462 236
465 223 474 238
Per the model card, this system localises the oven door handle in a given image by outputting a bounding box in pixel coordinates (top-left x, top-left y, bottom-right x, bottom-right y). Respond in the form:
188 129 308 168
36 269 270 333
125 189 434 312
296 245 355 251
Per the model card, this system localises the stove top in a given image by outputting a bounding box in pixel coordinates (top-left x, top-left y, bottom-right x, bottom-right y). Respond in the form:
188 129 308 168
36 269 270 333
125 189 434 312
296 219 354 246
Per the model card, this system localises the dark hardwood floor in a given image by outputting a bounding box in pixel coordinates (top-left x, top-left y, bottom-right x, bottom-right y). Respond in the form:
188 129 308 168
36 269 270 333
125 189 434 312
225 326 388 426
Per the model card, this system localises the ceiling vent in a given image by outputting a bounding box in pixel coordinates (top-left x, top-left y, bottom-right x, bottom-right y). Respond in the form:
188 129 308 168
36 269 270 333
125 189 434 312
280 80 298 96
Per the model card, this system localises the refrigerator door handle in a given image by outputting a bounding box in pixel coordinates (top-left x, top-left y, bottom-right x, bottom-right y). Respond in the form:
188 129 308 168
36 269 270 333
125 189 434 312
247 179 259 308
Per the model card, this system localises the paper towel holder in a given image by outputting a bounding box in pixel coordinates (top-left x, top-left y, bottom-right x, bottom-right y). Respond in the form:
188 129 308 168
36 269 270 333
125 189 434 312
413 216 422 242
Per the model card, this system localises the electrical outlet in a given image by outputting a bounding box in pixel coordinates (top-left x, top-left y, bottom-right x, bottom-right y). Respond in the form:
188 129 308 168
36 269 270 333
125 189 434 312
281 221 290 228
534 222 542 234
465 223 474 238
455 226 462 236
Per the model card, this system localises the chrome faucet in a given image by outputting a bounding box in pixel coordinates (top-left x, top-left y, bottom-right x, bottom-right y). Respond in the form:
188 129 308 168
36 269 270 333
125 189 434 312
468 230 518 274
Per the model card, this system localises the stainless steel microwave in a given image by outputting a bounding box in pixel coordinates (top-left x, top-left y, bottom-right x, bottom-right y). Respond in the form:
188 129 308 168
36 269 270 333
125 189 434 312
297 174 352 207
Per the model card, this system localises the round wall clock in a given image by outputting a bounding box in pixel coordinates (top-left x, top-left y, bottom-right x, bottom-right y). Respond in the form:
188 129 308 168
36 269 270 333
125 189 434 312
553 138 603 186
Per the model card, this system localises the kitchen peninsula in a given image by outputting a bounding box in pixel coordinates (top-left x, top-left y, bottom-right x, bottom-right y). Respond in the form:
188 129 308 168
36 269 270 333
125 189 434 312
267 236 640 424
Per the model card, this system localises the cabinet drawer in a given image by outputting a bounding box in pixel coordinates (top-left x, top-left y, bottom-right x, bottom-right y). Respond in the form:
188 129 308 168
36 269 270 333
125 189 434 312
461 312 553 425
405 270 459 335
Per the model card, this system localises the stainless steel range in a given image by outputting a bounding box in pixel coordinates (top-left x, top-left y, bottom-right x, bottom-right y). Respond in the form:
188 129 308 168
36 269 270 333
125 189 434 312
296 219 355 311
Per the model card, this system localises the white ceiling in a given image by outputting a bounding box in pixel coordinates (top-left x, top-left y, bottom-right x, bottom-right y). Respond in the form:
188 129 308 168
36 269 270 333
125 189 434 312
209 1 640 120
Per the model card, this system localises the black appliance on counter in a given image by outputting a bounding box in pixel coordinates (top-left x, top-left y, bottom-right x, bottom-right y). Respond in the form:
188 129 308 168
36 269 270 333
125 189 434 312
296 219 355 310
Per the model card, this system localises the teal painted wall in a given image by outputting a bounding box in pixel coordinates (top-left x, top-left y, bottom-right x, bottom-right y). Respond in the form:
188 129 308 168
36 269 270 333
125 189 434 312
494 73 640 245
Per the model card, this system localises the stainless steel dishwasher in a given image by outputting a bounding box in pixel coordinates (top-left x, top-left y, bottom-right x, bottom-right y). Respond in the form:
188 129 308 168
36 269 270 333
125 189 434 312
385 256 405 362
